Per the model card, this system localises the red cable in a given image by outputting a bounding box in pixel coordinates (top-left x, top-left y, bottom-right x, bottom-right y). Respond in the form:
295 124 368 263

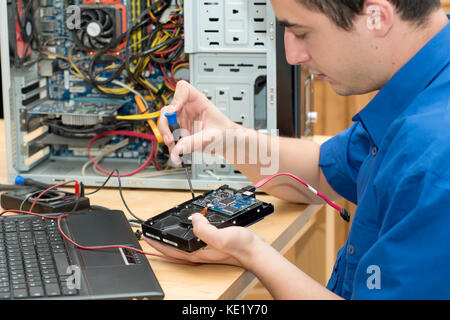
87 130 156 177
154 38 183 56
29 180 79 212
55 215 200 266
0 177 201 266
254 173 343 212
0 209 200 266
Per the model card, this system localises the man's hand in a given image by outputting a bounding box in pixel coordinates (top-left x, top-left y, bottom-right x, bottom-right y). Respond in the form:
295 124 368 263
159 80 238 166
143 213 262 267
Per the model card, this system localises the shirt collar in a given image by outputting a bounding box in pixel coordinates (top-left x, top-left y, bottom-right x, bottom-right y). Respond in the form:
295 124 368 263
352 14 450 147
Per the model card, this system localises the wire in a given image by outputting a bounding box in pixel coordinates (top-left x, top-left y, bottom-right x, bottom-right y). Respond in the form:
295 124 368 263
86 130 156 178
0 174 200 265
254 173 351 222
81 139 130 176
83 168 145 222
113 169 145 223
0 209 199 266
28 180 79 213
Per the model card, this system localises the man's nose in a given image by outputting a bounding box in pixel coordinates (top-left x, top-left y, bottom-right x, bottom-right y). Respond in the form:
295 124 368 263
284 30 311 65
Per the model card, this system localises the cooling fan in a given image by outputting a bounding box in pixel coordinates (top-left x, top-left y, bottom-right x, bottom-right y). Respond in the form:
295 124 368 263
72 3 126 51
8 0 39 66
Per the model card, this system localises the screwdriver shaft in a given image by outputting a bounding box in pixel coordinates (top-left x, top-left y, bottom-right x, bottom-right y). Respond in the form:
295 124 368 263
182 163 195 199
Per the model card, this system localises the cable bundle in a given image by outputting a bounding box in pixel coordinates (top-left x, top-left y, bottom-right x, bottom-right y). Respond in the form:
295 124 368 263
38 0 187 177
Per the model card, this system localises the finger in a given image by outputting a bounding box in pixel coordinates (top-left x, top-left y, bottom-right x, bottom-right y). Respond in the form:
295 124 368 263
170 80 193 110
159 105 179 147
170 128 222 166
191 213 224 249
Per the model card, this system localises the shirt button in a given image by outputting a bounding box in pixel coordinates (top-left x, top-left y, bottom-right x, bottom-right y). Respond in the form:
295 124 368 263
372 146 378 156
347 245 355 255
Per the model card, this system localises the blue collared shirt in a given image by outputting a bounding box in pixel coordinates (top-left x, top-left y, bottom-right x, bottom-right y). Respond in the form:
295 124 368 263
319 15 450 299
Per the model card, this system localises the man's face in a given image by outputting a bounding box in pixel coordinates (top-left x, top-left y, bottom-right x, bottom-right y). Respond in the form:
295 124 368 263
271 0 385 96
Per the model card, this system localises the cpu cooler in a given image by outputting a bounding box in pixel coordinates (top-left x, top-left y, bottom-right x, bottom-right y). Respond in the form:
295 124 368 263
72 2 126 51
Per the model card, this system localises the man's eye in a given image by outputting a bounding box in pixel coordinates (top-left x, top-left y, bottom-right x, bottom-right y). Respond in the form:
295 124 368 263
295 33 308 39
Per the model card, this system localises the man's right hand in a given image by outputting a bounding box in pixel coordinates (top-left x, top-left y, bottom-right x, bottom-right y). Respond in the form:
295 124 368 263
159 80 238 166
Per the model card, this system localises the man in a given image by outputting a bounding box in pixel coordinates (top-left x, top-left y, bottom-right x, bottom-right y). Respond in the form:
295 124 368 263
145 0 450 299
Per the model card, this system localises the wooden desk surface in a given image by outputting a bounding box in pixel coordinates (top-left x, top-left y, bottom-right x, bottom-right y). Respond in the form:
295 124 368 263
0 119 322 300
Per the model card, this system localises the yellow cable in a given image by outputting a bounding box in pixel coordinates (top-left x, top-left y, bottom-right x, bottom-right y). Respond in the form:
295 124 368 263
116 112 160 120
134 94 164 143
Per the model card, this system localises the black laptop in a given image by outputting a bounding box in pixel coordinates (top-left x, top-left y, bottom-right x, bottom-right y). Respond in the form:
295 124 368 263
0 209 164 300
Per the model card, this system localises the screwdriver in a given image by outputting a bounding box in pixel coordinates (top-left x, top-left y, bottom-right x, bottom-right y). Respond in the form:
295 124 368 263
164 111 195 199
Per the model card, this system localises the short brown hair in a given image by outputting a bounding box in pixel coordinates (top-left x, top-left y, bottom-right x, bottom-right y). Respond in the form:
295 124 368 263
296 0 442 30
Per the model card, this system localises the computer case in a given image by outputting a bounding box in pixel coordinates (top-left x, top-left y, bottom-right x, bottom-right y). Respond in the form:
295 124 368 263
0 0 313 191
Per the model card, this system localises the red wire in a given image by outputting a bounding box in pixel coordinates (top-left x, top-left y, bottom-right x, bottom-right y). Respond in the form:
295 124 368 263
55 215 200 266
29 180 79 212
154 38 183 55
254 173 343 212
0 209 199 266
87 130 156 177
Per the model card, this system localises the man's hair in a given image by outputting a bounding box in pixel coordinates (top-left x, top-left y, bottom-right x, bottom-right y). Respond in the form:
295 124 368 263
296 0 442 30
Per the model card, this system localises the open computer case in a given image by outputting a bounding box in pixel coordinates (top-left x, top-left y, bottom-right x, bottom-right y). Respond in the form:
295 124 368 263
0 0 314 191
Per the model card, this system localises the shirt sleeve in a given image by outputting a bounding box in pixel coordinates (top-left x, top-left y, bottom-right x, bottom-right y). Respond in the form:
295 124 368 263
319 122 371 204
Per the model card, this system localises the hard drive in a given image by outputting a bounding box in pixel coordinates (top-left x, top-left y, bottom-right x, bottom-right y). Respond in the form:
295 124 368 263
141 185 274 252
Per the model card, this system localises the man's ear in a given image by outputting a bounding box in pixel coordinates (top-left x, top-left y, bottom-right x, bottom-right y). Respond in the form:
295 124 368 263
364 0 395 37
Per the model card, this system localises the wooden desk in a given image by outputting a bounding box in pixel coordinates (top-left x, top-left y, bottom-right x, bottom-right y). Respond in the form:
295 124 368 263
0 119 323 300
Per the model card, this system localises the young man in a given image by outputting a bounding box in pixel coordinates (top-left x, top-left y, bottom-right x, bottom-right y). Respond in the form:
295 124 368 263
146 0 450 299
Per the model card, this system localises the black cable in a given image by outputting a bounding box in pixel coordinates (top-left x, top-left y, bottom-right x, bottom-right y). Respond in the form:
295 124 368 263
84 170 116 196
88 8 153 90
84 169 145 223
41 119 136 136
131 35 182 60
114 169 145 223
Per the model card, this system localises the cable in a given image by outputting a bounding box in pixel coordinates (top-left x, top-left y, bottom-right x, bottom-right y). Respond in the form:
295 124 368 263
84 168 145 223
19 190 41 212
81 138 130 176
254 173 351 222
114 169 146 223
86 130 156 178
0 209 199 266
28 180 79 213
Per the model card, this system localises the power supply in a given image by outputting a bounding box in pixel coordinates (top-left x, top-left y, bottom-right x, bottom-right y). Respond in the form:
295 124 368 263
0 0 312 191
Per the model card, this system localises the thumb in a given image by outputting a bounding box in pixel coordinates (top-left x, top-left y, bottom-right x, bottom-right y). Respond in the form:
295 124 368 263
191 213 221 247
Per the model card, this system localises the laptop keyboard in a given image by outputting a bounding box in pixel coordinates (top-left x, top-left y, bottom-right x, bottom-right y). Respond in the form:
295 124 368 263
0 215 80 299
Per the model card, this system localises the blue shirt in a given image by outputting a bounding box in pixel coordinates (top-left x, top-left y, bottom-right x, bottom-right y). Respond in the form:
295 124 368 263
319 15 450 299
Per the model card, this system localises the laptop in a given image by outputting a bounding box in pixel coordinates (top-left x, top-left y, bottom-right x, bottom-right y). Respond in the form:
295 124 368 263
0 209 165 300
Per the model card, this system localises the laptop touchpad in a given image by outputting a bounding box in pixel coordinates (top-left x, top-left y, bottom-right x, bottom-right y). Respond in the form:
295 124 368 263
79 248 133 267
66 211 138 267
